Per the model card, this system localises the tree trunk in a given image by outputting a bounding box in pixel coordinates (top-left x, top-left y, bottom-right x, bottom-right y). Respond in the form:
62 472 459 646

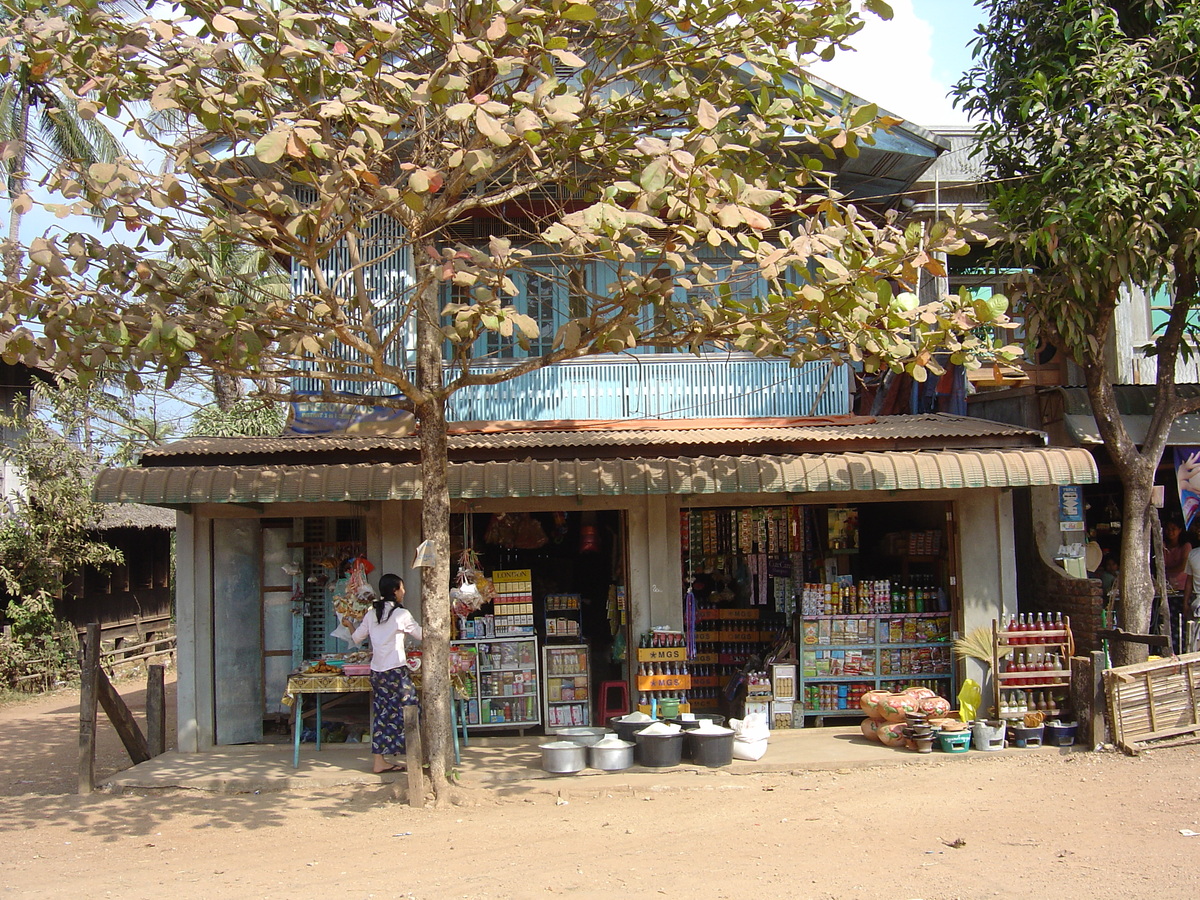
414 273 451 803
212 373 243 412
1114 482 1154 667
1084 350 1158 669
4 87 30 281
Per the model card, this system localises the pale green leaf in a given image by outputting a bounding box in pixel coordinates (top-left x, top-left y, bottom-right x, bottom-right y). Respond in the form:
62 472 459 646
255 130 289 164
562 3 597 22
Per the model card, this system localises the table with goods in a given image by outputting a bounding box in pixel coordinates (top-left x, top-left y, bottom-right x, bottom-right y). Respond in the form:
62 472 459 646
282 651 406 768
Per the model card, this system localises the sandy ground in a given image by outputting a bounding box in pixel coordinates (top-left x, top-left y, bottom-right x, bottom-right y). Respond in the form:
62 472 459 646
2 670 1200 900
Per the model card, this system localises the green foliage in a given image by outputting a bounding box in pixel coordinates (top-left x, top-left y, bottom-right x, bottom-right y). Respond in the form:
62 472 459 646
956 0 1200 363
957 1 1200 654
0 396 123 688
0 605 78 692
0 0 1016 400
0 404 122 629
187 397 285 437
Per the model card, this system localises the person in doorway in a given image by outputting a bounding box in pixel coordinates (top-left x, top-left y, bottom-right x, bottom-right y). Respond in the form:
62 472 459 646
1099 550 1120 602
1183 545 1200 621
352 573 422 774
1163 516 1192 592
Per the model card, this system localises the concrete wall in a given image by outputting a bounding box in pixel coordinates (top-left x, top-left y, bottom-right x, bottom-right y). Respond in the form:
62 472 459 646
955 488 1018 691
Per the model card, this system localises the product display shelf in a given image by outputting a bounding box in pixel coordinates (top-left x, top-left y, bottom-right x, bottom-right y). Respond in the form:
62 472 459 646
542 643 590 729
794 611 955 725
450 636 541 733
991 617 1074 721
543 593 583 642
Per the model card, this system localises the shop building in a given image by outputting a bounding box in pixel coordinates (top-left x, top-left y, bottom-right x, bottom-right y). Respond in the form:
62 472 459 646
96 413 1094 751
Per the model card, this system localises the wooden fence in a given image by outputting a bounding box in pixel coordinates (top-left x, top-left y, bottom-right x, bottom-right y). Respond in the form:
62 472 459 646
4 629 175 693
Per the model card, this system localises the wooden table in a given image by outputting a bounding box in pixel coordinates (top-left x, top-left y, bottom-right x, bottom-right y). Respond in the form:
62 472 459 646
282 673 372 768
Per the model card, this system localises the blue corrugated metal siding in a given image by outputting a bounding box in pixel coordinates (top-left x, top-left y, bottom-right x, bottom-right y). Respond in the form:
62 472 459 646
446 355 849 421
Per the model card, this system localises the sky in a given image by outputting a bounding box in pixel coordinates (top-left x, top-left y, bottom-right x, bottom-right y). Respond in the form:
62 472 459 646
808 0 987 128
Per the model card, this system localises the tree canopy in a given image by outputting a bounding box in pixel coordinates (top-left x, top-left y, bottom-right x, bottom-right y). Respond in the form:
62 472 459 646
0 0 1014 393
957 0 1200 661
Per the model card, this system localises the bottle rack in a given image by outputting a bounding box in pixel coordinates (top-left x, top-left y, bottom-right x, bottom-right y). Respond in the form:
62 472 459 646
991 615 1074 720
690 606 788 709
635 632 692 716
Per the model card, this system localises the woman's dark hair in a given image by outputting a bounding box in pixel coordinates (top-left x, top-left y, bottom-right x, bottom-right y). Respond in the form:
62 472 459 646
374 573 405 623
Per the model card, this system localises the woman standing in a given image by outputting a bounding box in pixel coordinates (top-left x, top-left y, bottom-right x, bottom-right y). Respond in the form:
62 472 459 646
352 573 422 774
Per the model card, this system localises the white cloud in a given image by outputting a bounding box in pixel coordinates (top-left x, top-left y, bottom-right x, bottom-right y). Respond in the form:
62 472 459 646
807 0 970 128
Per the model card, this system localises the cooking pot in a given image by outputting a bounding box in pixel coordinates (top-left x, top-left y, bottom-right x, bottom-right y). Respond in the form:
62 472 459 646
540 741 587 774
556 727 613 746
587 739 634 771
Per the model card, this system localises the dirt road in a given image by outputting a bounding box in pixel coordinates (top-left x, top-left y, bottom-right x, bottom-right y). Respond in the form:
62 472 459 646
2 674 1199 899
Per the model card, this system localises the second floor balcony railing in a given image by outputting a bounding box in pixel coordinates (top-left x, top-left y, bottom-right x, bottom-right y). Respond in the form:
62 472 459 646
445 354 849 422
292 354 850 422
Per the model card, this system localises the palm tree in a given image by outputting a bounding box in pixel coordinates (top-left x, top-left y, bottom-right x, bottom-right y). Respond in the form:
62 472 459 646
167 235 291 413
0 1 122 277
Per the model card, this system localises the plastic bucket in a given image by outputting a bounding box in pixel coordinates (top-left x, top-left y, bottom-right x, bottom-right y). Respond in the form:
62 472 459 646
609 716 656 743
1044 722 1078 747
685 729 734 767
670 713 726 731
657 698 680 719
540 741 587 774
634 732 684 767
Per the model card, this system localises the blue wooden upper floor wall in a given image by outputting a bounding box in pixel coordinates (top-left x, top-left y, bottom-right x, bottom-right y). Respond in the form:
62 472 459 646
291 79 945 422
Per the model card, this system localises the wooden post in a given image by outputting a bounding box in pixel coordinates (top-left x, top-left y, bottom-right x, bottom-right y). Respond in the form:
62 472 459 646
97 668 150 764
403 704 425 808
147 664 166 758
1090 650 1107 747
79 623 100 794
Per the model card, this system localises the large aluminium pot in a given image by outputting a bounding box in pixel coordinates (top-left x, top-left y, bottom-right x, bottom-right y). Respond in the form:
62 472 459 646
540 741 587 774
587 739 635 771
555 727 613 746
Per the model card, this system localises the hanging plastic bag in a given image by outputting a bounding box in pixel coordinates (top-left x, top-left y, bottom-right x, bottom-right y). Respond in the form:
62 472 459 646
958 678 982 723
411 539 436 568
611 630 627 662
513 513 548 549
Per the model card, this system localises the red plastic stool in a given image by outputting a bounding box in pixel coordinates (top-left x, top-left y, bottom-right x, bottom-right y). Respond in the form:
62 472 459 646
599 680 630 723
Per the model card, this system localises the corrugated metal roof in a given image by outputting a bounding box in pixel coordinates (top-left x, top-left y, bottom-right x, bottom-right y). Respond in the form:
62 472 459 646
143 414 1046 461
95 447 1097 506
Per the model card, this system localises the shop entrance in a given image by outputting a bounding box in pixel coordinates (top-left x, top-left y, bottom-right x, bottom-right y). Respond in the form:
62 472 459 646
680 499 958 727
451 509 631 732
